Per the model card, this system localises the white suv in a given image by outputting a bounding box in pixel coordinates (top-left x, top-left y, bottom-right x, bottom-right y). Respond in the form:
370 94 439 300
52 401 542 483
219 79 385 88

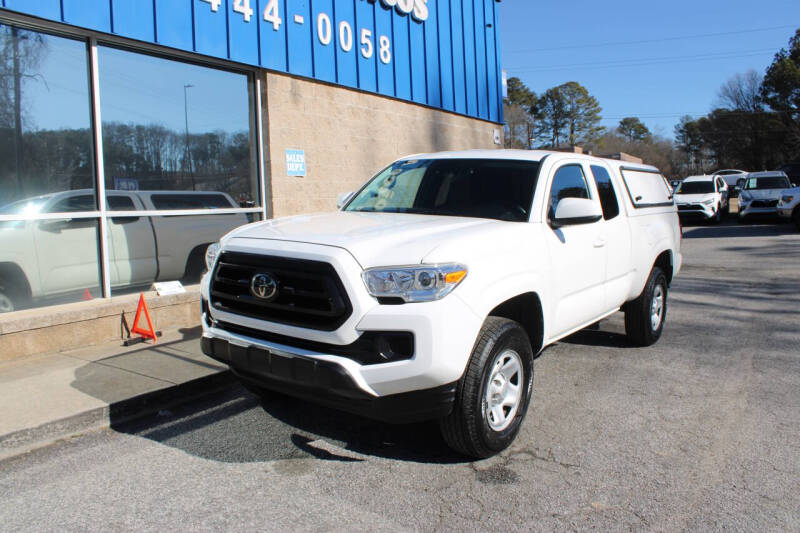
738 171 792 222
674 175 729 223
200 150 682 458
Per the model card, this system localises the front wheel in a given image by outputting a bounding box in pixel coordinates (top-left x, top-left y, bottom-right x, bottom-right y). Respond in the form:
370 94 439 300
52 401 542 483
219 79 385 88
711 205 722 224
0 289 15 313
439 317 534 459
793 207 800 231
624 266 668 347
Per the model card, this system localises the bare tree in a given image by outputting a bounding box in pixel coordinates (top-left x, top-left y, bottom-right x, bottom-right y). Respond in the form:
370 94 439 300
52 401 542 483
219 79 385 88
717 70 763 112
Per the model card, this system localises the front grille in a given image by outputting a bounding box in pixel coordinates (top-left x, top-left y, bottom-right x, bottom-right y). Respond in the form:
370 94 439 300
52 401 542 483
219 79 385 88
750 199 778 208
210 252 352 331
678 204 704 211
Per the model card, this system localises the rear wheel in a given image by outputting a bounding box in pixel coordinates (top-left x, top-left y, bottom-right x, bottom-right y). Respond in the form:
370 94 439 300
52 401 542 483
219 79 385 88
439 317 534 459
794 207 800 231
624 266 668 347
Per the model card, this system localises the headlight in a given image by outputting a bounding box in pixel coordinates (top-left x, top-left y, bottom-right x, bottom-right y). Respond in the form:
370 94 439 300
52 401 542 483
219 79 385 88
363 264 467 302
205 242 221 272
782 195 794 203
740 192 752 202
702 199 715 206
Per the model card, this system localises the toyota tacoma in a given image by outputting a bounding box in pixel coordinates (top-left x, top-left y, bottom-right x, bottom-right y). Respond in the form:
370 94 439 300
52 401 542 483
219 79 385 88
201 150 682 458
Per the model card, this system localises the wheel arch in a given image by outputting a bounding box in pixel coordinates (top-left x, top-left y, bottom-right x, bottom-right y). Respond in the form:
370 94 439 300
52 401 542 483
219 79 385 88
653 249 674 286
0 262 33 303
486 292 545 355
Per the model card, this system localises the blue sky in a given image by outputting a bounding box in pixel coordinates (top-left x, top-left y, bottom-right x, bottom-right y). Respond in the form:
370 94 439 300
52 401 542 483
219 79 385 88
497 0 800 138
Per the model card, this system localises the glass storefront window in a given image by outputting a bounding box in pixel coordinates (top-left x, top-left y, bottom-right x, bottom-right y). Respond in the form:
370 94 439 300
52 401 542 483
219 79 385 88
107 210 260 296
0 24 95 211
0 21 261 313
0 217 102 312
98 46 259 209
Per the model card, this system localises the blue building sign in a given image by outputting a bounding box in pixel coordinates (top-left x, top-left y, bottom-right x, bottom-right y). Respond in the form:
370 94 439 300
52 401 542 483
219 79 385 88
285 149 306 176
0 0 503 123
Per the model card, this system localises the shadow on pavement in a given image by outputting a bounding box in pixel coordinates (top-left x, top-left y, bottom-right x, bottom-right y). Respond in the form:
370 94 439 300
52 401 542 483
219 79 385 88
561 328 632 349
111 384 468 465
682 219 794 239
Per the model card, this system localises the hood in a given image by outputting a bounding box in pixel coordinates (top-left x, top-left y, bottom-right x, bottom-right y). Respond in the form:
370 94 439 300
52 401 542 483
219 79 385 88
741 189 784 200
674 193 715 204
226 212 503 268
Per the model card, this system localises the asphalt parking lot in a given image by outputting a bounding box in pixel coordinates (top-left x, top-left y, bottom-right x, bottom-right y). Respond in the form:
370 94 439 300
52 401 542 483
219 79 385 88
1 218 798 531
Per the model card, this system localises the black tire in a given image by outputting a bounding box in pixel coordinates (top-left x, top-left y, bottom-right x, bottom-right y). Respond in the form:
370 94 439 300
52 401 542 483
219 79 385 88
793 207 800 231
0 288 15 313
711 206 722 224
624 266 668 347
439 317 534 459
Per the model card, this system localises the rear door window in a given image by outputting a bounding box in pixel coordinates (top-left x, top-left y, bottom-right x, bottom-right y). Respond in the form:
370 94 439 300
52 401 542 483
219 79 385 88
149 194 233 210
620 169 673 208
589 165 620 220
48 194 96 213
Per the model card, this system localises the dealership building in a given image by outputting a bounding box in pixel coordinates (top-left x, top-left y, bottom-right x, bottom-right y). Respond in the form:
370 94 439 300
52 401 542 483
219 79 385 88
0 0 503 357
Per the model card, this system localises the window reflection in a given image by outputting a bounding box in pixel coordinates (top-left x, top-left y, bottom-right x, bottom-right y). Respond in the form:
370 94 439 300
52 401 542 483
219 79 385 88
0 24 259 313
108 211 259 295
98 46 259 209
0 217 101 312
0 25 94 211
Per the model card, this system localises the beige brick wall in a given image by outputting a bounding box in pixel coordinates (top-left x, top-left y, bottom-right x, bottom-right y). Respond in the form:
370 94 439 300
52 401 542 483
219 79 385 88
263 72 504 217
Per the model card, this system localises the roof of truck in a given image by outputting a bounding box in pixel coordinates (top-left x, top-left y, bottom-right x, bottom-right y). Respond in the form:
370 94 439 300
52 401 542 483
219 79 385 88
398 149 660 172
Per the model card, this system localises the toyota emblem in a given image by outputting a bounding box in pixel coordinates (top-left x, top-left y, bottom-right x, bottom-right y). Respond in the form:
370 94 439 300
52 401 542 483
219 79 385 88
250 272 278 301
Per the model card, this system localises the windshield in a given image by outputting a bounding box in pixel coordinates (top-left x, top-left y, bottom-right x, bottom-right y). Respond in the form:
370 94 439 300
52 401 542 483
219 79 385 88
676 181 714 194
744 176 791 190
344 159 540 222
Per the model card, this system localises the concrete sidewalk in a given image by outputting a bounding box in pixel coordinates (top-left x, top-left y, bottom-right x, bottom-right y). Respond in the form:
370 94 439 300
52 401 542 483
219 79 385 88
0 326 234 460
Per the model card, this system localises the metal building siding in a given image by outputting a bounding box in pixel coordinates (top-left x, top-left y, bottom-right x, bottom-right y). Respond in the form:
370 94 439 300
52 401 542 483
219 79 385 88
0 0 503 123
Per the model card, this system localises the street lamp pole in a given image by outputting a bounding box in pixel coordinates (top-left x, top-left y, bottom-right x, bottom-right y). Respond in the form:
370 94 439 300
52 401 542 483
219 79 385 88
183 84 195 190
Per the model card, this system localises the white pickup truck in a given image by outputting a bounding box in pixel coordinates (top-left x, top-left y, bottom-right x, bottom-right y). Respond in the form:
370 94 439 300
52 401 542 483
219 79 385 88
201 150 682 458
0 189 248 312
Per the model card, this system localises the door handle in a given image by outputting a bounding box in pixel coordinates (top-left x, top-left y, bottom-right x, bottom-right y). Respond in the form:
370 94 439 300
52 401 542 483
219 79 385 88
593 239 607 248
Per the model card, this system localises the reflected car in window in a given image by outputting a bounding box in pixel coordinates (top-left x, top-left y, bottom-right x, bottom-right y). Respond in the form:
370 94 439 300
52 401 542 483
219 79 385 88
0 189 250 312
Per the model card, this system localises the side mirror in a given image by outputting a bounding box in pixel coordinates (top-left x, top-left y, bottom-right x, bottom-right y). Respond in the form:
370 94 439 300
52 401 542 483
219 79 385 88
336 191 354 209
551 198 603 228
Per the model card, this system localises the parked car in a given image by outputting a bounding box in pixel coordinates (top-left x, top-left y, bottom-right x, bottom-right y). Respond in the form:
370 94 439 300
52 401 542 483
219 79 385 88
777 183 800 230
200 150 682 458
712 169 748 198
738 171 792 222
0 189 249 312
674 175 729 223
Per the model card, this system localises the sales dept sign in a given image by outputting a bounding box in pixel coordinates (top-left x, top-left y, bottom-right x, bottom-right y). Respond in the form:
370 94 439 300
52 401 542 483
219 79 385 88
286 149 306 177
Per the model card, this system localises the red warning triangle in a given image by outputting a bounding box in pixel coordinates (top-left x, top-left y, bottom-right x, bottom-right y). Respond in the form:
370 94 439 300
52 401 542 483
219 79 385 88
131 293 157 343
82 288 93 300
